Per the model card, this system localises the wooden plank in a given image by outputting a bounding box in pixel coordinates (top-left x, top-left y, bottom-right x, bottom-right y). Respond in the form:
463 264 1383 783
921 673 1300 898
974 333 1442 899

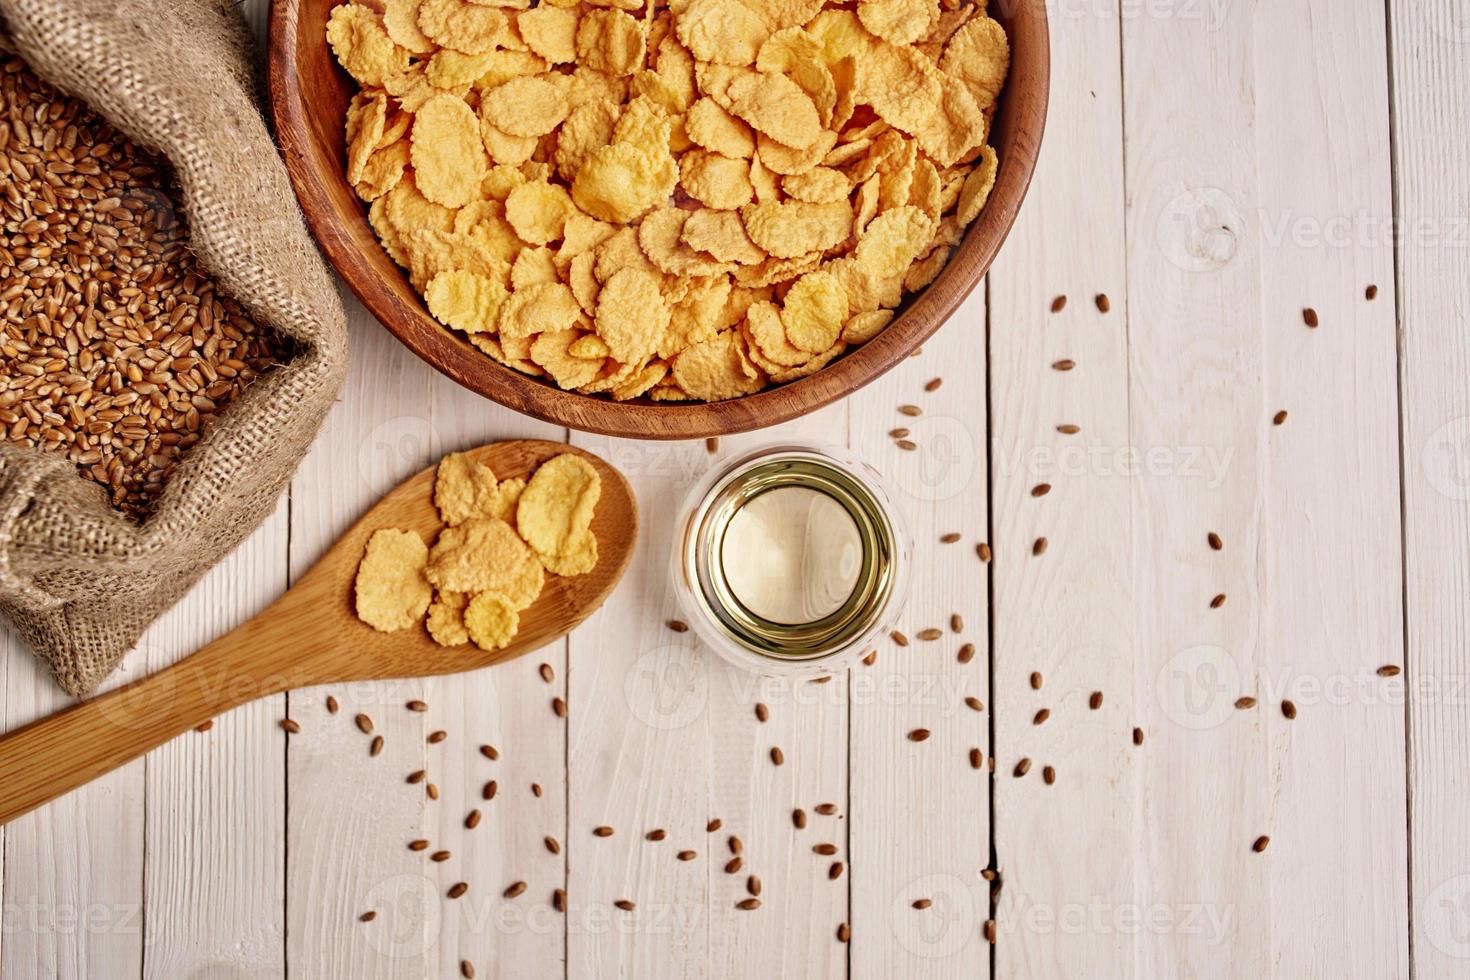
1121 4 1270 977
563 432 712 980
285 305 438 980
140 497 290 978
1 648 145 979
986 0 1135 974
285 300 567 979
847 294 990 979
569 409 851 979
704 408 850 980
415 352 567 980
1388 4 1470 978
1253 2 1408 977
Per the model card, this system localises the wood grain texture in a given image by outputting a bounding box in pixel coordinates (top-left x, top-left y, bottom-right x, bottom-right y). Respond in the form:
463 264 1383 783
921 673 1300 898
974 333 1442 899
1389 4 1470 978
283 306 573 980
705 409 851 980
0 430 632 827
563 433 714 979
847 292 990 979
141 496 290 980
986 0 1136 975
1122 3 1271 976
1254 2 1408 976
266 0 1048 439
1 650 144 978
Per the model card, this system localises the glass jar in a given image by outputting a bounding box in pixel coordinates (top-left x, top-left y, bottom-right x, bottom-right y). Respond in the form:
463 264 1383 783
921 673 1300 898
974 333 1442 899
672 443 912 676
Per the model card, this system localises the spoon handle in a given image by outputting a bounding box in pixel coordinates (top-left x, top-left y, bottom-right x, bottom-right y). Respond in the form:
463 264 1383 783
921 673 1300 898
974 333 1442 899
0 617 300 826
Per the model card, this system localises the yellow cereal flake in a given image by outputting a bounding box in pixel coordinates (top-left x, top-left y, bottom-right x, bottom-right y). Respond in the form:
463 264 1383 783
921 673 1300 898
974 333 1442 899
346 92 388 188
682 208 765 265
355 139 410 201
575 9 646 76
426 589 470 646
679 150 755 210
411 94 487 208
756 28 836 127
841 308 894 343
435 451 500 526
504 180 575 244
671 329 766 401
463 592 520 650
741 199 852 258
724 71 822 151
572 142 668 223
517 4 579 63
384 0 436 54
685 97 756 158
744 300 809 366
782 268 849 352
498 281 582 337
904 243 951 292
426 516 538 594
355 528 433 632
540 527 599 573
595 268 669 363
555 101 621 183
516 453 602 568
857 0 938 47
328 5 410 88
940 15 1009 110
755 129 836 176
531 328 605 389
482 75 570 137
956 144 998 226
469 48 548 88
416 0 509 53
484 476 527 522
479 119 539 165
426 269 508 333
675 0 770 65
782 166 849 203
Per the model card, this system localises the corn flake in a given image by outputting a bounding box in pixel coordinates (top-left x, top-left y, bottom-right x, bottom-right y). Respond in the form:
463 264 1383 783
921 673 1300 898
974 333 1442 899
516 453 602 567
742 199 852 258
328 6 410 88
782 268 848 351
411 94 487 207
517 4 579 62
355 528 433 632
426 589 470 645
426 269 508 332
464 592 520 650
575 10 646 76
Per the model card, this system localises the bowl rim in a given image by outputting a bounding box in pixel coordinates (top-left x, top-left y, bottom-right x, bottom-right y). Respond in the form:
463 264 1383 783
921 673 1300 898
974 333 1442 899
267 0 1050 440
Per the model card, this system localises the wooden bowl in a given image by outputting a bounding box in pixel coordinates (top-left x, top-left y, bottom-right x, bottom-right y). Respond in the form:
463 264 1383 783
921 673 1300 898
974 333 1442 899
268 1 1048 439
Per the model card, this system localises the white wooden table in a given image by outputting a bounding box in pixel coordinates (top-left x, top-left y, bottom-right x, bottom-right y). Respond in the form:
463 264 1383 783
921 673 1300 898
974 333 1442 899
2 0 1467 976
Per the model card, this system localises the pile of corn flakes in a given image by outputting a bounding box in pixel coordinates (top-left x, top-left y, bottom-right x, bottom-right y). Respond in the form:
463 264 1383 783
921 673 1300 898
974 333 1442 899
328 0 1008 402
354 450 601 650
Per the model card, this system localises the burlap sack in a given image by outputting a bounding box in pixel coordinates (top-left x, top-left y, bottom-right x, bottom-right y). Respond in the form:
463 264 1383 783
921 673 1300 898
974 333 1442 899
0 0 349 697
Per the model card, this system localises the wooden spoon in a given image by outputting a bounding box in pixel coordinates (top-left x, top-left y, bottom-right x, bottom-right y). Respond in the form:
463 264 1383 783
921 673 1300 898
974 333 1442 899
0 439 637 826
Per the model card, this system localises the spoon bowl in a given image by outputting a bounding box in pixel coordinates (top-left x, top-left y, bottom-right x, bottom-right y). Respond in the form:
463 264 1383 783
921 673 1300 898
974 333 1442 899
0 439 637 825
